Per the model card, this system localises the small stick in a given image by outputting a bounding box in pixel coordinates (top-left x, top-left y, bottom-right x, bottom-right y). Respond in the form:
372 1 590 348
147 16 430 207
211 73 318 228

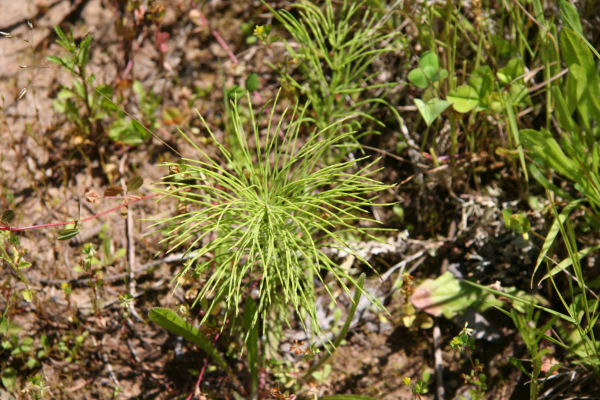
119 157 137 298
434 322 444 400
126 338 140 364
92 336 121 387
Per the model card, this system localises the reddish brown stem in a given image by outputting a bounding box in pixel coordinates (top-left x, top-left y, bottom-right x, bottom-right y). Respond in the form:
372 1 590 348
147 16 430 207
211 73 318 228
186 331 222 400
193 8 238 64
0 192 160 232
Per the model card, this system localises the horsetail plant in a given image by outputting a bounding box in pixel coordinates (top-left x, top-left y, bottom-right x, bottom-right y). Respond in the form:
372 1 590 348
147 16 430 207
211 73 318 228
264 0 400 138
151 93 391 342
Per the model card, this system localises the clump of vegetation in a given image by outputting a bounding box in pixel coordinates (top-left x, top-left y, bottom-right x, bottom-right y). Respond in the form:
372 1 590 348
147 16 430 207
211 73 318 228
3 0 600 398
152 93 389 340
48 26 116 143
264 0 401 138
49 26 155 147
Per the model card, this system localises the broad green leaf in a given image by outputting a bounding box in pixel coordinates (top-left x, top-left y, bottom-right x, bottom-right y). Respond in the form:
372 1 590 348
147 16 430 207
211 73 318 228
566 64 587 115
439 68 448 80
408 51 442 88
501 209 530 236
419 51 439 80
245 73 259 92
0 318 20 335
411 272 502 319
72 79 85 100
26 357 38 369
559 0 583 35
56 88 75 100
469 66 493 105
95 84 116 111
108 119 149 145
132 80 145 97
520 129 578 180
77 35 93 67
488 91 503 113
148 307 236 379
583 74 600 123
558 3 600 61
560 27 594 73
553 85 576 132
57 228 80 241
1 367 16 392
447 85 479 113
414 98 451 126
497 58 524 84
312 364 331 381
408 68 428 88
508 83 528 105
113 248 126 260
22 289 33 302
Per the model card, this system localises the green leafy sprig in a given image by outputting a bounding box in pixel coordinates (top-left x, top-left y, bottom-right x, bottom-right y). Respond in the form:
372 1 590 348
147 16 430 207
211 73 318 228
152 93 391 339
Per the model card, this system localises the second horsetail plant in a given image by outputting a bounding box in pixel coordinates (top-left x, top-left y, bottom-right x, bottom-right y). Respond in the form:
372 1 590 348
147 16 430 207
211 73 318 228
151 93 391 340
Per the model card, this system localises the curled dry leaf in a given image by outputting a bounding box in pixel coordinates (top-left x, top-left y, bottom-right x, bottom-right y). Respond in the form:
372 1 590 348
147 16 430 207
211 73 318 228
126 176 143 193
17 88 27 100
85 189 100 204
104 186 123 197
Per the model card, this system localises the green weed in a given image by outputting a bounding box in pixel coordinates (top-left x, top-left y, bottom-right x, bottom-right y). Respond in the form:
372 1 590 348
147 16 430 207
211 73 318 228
48 26 116 141
451 323 487 400
48 26 151 145
264 0 401 140
152 92 389 341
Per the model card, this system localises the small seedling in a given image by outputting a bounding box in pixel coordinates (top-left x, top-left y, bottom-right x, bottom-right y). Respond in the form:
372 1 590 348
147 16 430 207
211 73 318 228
48 26 115 141
58 330 89 364
451 323 487 400
403 369 431 398
502 209 531 240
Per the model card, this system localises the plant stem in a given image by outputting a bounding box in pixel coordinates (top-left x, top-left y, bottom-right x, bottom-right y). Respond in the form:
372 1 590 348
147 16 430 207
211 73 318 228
0 193 160 232
303 274 365 379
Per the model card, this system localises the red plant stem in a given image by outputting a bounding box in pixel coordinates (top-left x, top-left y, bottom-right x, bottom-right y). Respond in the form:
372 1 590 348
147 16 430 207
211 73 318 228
212 30 238 64
193 8 238 65
186 331 222 400
0 192 161 232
